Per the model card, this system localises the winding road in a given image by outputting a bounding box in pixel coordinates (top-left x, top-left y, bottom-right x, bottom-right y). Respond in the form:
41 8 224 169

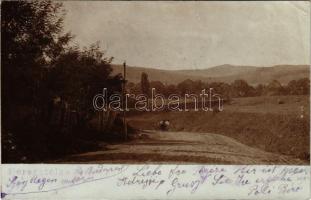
54 131 305 164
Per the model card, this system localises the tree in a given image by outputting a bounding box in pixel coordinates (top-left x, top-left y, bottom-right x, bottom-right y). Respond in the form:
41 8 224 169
141 72 150 97
1 1 123 162
2 1 71 125
255 84 265 96
177 79 195 95
287 78 310 95
266 80 284 95
127 82 141 95
287 80 298 95
165 84 178 96
296 78 310 95
2 1 73 162
49 44 122 119
231 79 252 97
150 81 166 94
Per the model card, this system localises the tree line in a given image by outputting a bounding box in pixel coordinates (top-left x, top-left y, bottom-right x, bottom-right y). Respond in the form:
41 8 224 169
127 72 310 100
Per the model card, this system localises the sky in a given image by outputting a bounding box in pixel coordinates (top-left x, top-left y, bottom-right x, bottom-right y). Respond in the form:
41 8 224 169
63 1 310 70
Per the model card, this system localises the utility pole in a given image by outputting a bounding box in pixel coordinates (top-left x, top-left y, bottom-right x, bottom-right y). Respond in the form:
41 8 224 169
122 61 127 140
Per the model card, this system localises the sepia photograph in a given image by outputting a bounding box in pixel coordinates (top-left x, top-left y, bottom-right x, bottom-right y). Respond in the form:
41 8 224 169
2 1 310 165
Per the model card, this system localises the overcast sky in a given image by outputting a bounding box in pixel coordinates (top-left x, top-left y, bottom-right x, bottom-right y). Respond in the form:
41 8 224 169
63 1 310 70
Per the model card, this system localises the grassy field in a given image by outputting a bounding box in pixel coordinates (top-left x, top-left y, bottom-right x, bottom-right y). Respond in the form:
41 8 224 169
127 95 310 161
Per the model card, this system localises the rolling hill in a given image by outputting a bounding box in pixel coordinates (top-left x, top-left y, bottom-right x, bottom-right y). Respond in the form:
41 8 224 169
111 64 207 84
111 64 309 85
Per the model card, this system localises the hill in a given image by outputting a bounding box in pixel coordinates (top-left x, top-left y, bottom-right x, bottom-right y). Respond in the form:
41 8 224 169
111 64 207 84
111 64 309 85
176 64 258 77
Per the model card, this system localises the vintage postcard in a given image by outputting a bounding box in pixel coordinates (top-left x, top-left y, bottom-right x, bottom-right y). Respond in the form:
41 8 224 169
1 1 310 199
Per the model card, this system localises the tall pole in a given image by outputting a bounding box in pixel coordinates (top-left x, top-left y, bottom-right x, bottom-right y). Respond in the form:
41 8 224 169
123 61 127 140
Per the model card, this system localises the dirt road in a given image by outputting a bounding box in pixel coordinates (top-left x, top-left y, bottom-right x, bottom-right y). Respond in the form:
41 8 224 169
54 131 305 164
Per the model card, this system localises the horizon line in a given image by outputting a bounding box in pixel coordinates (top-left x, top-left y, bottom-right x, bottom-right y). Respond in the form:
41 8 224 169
110 63 310 71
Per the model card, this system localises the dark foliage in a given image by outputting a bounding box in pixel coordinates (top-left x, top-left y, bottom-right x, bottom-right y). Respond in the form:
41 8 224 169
1 1 124 162
127 77 309 99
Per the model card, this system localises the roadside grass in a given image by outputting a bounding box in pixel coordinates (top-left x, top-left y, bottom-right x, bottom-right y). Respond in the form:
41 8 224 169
127 95 310 161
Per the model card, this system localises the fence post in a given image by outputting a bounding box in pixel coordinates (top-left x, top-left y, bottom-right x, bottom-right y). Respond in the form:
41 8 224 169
123 61 127 140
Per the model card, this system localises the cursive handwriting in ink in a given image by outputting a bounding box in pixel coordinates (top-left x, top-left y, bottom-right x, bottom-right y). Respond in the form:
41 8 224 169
248 183 272 196
6 176 28 192
30 176 57 190
117 165 165 190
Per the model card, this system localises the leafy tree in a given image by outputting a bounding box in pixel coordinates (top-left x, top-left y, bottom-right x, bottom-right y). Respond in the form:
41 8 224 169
150 81 166 94
231 79 252 97
2 1 71 125
48 44 122 120
287 78 310 95
296 78 310 95
266 80 284 95
1 1 123 162
208 82 232 100
127 82 141 95
2 0 73 162
177 79 195 95
255 84 265 96
165 84 178 96
287 80 298 95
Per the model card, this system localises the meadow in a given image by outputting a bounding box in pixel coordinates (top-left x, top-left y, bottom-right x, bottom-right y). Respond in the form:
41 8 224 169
127 95 310 161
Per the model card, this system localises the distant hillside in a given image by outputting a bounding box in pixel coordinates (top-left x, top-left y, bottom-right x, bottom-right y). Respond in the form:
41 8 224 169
176 64 259 78
111 64 310 85
111 64 207 84
204 64 309 85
